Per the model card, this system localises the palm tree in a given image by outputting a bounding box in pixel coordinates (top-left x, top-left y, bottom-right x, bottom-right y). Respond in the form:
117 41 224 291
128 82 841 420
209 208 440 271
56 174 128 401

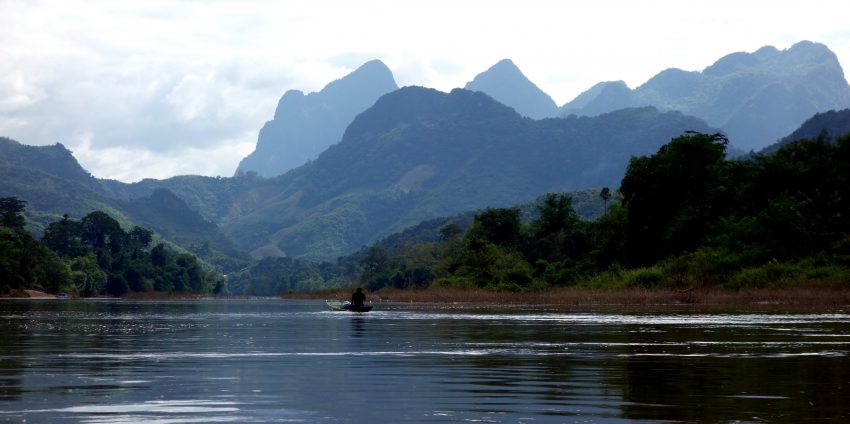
600 187 611 212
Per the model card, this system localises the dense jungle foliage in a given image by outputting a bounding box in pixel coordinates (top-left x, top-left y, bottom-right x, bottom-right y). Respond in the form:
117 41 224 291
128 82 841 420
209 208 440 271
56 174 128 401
354 132 850 292
0 200 222 297
4 131 849 296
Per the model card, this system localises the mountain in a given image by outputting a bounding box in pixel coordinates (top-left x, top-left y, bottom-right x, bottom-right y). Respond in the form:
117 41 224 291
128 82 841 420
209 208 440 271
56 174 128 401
759 108 850 154
560 41 850 151
560 81 637 117
0 137 119 226
0 137 250 271
464 59 559 119
2 86 712 263
207 87 714 260
234 60 398 177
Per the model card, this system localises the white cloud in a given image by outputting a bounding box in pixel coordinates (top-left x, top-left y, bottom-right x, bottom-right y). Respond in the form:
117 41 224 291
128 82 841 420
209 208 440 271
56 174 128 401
1 0 848 182
68 130 257 182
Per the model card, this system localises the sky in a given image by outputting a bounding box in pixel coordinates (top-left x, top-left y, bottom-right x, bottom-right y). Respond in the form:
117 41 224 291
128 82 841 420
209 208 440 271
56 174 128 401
2 0 849 183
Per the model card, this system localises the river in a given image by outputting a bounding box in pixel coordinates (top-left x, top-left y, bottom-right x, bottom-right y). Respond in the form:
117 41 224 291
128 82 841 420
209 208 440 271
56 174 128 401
1 299 848 423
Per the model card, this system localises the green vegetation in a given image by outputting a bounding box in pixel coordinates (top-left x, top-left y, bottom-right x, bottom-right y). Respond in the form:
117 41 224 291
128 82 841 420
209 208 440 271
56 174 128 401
224 257 351 296
0 137 250 273
349 132 850 292
1 200 222 297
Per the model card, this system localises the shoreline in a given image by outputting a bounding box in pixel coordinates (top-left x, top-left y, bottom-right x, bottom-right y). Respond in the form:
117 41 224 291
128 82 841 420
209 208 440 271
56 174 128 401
5 287 850 310
284 286 850 309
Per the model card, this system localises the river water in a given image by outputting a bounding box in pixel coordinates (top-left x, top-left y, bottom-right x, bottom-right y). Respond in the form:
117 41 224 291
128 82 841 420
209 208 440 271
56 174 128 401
1 299 848 423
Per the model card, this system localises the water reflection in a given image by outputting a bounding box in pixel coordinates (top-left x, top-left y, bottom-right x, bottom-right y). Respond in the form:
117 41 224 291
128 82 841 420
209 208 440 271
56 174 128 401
351 315 366 337
1 300 848 423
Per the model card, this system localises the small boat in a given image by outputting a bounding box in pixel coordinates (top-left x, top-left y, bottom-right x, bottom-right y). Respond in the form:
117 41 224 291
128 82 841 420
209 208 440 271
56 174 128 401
326 299 373 312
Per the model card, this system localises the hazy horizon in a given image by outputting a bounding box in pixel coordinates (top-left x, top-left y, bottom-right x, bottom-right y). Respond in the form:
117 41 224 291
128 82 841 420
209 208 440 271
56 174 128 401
2 0 848 182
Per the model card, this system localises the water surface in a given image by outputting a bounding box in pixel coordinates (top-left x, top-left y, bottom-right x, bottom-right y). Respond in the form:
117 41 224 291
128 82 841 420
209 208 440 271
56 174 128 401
1 299 848 423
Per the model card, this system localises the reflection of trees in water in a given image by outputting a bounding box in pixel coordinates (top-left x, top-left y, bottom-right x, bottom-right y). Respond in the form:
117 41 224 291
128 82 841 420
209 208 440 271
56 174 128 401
616 325 850 421
0 324 25 400
0 300 216 401
424 318 625 414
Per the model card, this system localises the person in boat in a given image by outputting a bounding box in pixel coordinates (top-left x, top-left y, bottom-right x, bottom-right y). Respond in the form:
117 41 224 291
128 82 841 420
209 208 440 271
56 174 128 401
352 287 366 308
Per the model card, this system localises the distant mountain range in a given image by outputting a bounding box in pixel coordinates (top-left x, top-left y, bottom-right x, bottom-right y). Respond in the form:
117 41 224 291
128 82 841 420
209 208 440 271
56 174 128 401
235 41 849 179
464 59 559 119
558 41 850 150
132 88 713 260
4 41 850 269
235 60 398 177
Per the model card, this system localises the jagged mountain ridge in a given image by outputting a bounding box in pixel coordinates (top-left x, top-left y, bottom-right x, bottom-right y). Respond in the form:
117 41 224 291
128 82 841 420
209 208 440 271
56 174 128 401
235 60 398 177
215 87 715 260
464 59 559 119
560 41 850 150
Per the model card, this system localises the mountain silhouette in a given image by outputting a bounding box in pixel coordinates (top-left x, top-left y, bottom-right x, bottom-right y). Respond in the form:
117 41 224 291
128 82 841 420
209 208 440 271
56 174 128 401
759 108 850 154
560 41 850 151
464 59 559 119
235 59 398 177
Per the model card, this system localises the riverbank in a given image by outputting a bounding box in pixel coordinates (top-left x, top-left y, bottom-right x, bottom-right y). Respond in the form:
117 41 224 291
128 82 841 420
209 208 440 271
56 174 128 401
0 289 58 298
284 286 850 308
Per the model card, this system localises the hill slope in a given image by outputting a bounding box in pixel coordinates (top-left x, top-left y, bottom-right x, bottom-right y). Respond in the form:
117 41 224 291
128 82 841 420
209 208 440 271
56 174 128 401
759 108 850 154
218 87 713 260
0 137 249 271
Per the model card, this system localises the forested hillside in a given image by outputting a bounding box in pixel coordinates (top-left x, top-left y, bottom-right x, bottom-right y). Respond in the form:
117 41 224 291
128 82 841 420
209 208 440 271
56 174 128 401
761 109 850 154
0 137 249 272
1 199 221 297
218 87 713 260
349 132 850 292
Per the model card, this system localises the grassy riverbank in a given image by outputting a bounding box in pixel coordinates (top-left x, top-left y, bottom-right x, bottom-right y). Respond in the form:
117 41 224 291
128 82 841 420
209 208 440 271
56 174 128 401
284 286 850 308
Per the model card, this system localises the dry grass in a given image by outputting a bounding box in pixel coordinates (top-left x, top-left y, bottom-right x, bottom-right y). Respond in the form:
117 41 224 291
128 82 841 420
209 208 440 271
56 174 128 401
284 286 850 309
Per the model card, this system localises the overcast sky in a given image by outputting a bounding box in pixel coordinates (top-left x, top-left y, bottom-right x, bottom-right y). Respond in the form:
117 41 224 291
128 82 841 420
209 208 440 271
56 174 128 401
2 0 848 182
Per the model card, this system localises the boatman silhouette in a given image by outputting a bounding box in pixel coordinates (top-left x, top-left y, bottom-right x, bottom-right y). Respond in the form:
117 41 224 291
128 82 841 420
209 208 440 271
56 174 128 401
352 287 366 307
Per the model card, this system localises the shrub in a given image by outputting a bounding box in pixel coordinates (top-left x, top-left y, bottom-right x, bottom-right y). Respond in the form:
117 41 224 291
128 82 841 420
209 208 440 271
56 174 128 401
501 266 532 288
431 276 477 290
625 267 665 288
725 262 804 290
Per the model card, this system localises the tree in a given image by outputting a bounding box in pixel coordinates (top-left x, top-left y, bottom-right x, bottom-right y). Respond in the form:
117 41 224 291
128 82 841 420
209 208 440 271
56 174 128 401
42 215 86 258
0 227 26 291
528 193 587 263
439 223 462 241
70 253 107 296
535 193 579 236
619 132 731 265
126 226 153 258
360 245 394 290
80 211 125 253
465 208 523 250
0 197 27 230
600 187 611 212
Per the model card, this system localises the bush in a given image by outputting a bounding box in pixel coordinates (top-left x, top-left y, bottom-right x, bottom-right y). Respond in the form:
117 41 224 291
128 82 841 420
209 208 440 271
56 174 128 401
660 248 739 287
431 276 477 289
485 281 525 292
725 262 804 290
625 267 665 287
502 266 532 287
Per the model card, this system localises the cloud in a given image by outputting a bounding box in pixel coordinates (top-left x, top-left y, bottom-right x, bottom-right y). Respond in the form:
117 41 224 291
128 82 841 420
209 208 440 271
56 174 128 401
1 0 848 182
68 130 257 182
